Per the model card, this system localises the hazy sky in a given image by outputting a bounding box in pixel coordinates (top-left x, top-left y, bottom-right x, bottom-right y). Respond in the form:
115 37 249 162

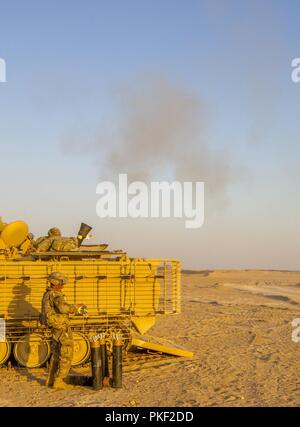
0 0 300 269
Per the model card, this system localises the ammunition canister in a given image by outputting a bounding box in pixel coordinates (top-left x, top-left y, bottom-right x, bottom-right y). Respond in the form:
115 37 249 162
90 340 103 390
112 337 123 388
100 337 109 380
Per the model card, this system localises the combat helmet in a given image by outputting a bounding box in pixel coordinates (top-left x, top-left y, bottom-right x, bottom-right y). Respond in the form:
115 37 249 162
48 271 69 286
48 227 61 237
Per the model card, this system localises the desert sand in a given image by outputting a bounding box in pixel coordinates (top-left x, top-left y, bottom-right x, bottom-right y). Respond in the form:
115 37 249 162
1 269 300 407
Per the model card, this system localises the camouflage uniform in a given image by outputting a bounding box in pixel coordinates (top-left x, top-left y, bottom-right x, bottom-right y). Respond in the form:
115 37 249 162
41 272 77 387
51 237 78 251
35 227 62 252
36 227 78 252
42 288 76 379
35 237 53 252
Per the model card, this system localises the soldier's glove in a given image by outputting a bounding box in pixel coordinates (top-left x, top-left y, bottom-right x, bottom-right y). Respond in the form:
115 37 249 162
76 304 88 316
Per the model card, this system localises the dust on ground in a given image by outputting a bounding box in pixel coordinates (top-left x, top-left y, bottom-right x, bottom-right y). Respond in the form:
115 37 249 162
1 269 300 407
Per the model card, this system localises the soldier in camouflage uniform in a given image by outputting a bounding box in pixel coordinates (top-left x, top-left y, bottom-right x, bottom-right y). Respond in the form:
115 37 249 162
35 227 62 251
41 271 86 389
36 227 78 252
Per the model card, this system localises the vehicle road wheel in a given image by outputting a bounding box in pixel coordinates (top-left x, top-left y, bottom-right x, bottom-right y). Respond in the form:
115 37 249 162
0 341 11 366
72 332 90 366
13 333 50 368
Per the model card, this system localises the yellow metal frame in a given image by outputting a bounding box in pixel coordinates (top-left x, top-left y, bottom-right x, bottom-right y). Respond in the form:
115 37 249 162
131 333 193 358
0 259 181 343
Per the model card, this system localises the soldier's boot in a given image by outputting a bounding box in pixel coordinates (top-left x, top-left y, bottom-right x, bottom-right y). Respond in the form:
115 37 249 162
52 355 74 389
52 377 76 390
45 355 59 387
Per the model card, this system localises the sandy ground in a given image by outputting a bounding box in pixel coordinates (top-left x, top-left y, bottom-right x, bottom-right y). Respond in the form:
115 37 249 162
1 269 300 407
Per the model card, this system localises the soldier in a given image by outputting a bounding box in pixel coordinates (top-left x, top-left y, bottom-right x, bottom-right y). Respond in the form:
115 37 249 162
36 227 78 252
48 227 62 237
41 271 87 389
35 227 62 252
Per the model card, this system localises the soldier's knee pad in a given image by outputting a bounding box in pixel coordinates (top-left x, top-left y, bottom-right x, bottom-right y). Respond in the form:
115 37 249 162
61 345 73 360
59 330 73 346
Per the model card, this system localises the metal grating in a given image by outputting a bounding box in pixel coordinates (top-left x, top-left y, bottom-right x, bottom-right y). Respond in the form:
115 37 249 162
0 259 180 342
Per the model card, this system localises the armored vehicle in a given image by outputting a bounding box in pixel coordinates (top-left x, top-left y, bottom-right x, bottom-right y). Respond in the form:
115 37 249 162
0 219 191 368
